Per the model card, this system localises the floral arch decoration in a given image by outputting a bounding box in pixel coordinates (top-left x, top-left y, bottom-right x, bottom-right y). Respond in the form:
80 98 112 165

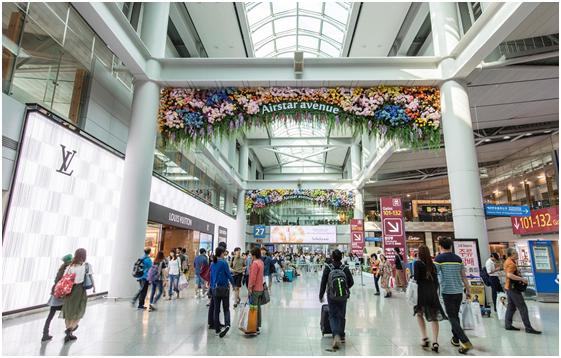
245 189 355 213
158 86 441 148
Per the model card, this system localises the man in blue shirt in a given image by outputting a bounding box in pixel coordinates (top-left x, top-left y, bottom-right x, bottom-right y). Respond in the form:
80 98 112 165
261 247 273 289
194 249 209 298
210 247 234 338
131 248 153 310
434 236 472 354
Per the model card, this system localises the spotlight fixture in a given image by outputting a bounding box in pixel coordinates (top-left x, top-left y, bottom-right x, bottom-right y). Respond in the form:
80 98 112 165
484 138 491 142
525 133 532 136
503 136 511 139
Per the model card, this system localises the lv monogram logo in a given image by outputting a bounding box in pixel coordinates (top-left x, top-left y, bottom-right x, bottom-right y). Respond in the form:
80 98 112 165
56 144 77 176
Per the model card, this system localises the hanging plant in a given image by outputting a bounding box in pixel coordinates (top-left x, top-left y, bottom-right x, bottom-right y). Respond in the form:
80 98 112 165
158 86 441 149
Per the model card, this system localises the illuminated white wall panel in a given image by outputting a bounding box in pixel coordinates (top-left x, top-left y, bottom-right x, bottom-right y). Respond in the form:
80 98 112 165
3 111 239 312
2 112 124 312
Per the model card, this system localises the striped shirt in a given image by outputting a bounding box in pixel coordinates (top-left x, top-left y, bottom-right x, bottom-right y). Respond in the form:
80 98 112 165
434 252 465 294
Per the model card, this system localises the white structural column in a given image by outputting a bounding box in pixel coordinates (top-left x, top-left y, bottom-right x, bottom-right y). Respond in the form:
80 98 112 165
354 189 364 220
109 4 169 297
431 2 490 261
110 80 160 297
350 143 361 179
236 190 247 247
239 141 249 180
140 3 170 57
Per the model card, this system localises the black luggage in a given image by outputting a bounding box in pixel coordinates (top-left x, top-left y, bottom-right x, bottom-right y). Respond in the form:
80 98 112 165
320 304 332 336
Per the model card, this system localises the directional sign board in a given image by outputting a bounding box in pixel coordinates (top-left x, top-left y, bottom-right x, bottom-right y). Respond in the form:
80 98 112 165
253 225 266 239
350 219 364 257
484 204 530 217
383 218 403 236
511 206 559 235
380 197 408 265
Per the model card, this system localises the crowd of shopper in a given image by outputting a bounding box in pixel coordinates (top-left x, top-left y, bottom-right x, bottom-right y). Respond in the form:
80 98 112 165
43 236 544 351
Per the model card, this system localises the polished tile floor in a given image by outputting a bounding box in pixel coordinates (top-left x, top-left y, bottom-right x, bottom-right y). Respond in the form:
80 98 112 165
2 270 559 356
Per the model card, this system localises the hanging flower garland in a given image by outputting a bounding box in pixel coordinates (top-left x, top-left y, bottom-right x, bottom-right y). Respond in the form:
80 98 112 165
245 189 354 213
158 86 441 148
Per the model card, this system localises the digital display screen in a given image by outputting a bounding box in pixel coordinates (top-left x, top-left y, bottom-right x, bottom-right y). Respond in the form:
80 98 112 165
270 226 336 244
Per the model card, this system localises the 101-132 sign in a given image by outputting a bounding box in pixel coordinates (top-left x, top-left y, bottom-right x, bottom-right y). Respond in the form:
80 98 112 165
511 206 559 235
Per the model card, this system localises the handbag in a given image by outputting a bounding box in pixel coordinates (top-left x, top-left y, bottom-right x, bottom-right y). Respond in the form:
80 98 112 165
261 283 270 305
83 263 93 290
512 269 528 292
53 272 76 299
214 286 229 298
405 279 418 306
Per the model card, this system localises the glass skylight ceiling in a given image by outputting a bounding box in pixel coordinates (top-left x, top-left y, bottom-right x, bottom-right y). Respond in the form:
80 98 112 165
245 2 352 58
270 121 328 167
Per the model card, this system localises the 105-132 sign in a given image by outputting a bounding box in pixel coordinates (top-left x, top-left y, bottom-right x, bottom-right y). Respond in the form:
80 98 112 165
511 206 559 235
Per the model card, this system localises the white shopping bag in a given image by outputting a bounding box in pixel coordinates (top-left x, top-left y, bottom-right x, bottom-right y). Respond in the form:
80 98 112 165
470 301 486 337
460 301 475 330
238 303 249 332
178 274 189 290
405 279 418 306
496 292 508 320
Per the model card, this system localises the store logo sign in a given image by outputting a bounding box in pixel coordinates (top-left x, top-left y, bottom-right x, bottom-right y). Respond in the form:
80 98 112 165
56 144 77 176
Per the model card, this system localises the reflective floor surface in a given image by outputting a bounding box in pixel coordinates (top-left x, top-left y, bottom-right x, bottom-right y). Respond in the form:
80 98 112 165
2 271 559 356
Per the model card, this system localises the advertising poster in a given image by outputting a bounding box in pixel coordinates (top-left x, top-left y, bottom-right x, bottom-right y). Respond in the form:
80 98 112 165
380 197 407 265
453 239 481 278
350 219 364 258
270 225 336 243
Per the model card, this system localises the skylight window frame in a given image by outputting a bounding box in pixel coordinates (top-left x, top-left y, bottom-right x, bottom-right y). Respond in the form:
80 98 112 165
245 1 351 58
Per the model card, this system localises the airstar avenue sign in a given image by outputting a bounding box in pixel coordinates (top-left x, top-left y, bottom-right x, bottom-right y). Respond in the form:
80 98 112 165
260 101 341 115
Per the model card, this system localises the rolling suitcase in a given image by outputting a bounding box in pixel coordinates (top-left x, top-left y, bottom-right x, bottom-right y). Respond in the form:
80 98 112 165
320 304 332 336
285 269 294 282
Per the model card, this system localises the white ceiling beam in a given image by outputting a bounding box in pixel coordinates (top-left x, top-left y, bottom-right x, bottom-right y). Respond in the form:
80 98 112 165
246 180 354 190
72 2 150 78
158 57 441 85
354 141 395 189
249 137 351 147
447 2 540 79
169 3 205 58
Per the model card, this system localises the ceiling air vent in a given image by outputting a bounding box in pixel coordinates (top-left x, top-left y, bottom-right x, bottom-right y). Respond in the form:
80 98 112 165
294 51 304 78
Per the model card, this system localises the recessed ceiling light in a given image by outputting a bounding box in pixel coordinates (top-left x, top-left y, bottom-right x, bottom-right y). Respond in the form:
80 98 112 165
503 136 511 139
484 138 491 142
525 133 532 136
544 130 552 133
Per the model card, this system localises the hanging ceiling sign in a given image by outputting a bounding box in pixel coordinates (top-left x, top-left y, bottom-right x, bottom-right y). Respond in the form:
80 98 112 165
261 102 341 115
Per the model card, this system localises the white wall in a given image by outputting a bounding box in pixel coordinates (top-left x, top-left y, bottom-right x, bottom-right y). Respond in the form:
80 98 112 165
83 60 132 153
150 177 241 251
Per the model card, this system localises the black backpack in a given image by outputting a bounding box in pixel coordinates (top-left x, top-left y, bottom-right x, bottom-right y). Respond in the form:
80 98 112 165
480 267 492 286
132 258 145 278
327 264 350 301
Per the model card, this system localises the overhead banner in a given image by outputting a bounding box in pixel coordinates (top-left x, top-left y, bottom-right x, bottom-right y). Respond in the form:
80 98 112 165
511 206 559 235
453 239 481 279
270 225 336 244
350 219 365 258
380 197 407 265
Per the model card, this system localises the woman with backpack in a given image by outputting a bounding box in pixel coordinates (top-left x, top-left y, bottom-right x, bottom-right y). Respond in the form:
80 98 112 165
149 251 167 311
167 250 181 300
42 254 73 342
413 245 447 352
319 249 354 351
61 248 93 343
379 254 393 298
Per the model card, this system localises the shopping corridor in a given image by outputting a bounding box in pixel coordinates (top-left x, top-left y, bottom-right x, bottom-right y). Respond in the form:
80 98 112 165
2 271 558 356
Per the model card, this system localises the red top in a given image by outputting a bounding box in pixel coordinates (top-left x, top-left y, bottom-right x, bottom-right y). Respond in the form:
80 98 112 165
249 259 264 292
